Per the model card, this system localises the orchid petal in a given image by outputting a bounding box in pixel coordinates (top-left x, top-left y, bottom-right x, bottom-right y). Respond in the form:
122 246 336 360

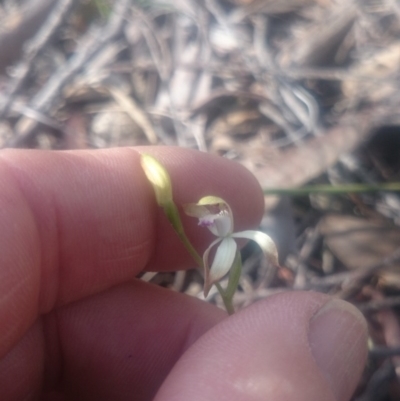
232 230 279 266
203 237 223 295
184 197 234 237
183 203 212 219
213 212 232 236
198 197 234 236
204 237 237 296
197 196 227 206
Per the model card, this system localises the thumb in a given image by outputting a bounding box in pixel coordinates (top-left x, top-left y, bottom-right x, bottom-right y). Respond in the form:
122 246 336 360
155 292 368 401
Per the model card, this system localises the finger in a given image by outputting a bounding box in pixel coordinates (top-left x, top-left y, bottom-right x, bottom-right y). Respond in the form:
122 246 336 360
0 147 263 358
48 280 225 401
0 321 44 401
134 146 263 272
155 292 368 401
0 280 225 400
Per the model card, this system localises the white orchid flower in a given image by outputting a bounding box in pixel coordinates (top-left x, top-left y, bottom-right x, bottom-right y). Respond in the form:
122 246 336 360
184 196 279 296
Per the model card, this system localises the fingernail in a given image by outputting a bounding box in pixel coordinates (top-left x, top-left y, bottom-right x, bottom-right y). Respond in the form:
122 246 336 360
309 299 368 401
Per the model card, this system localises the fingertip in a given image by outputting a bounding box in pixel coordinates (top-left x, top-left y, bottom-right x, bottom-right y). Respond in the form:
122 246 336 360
54 280 226 401
309 298 368 401
155 292 367 401
0 147 264 359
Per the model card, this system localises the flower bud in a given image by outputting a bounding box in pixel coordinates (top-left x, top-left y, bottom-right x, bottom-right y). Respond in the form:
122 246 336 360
141 154 173 206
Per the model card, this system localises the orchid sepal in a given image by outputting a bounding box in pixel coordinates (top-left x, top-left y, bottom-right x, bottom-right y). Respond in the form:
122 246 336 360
231 230 279 267
203 236 237 296
224 250 242 300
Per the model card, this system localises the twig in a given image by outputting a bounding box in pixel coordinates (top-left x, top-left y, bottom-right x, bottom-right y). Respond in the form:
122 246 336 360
0 94 62 131
251 109 381 190
358 296 400 312
355 360 395 401
107 85 158 144
293 226 321 289
308 247 400 301
131 5 188 145
370 346 400 358
7 0 131 147
172 270 187 292
338 251 400 299
0 0 77 118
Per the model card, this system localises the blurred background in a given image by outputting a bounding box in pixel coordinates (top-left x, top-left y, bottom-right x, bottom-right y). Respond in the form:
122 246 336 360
1 0 400 399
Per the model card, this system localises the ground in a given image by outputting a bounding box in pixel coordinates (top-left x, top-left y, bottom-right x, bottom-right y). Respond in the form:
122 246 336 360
1 0 400 399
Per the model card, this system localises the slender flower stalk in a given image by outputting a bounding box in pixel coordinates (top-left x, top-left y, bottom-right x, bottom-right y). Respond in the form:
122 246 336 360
141 153 203 266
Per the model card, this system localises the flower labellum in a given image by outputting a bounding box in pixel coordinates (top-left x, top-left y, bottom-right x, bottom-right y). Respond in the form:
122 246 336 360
184 196 279 296
141 154 173 207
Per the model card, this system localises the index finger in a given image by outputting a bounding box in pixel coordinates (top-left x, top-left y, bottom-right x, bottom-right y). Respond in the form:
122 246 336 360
0 146 264 358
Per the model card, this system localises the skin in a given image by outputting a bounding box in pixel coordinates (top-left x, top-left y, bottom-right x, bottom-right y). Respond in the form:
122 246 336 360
0 147 368 401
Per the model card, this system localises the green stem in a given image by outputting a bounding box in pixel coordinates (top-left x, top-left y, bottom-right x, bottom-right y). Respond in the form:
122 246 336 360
163 200 236 314
217 251 242 316
263 182 400 196
163 201 203 266
225 251 242 300
215 283 235 315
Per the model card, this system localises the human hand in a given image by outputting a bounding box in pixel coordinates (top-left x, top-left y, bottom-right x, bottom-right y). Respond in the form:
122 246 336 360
0 147 367 401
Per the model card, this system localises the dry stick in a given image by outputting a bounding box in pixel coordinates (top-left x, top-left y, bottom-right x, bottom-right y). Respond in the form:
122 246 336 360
389 0 400 19
354 360 395 401
357 296 400 312
367 287 400 387
370 346 400 358
129 59 393 88
107 85 158 144
131 6 171 81
205 0 319 147
251 107 383 194
251 15 311 145
251 6 320 138
293 226 321 290
131 6 188 144
229 0 310 23
172 270 187 292
7 0 131 148
0 0 58 73
0 0 77 118
186 6 213 152
127 60 375 83
285 4 357 67
0 95 63 131
309 247 400 296
137 4 211 150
